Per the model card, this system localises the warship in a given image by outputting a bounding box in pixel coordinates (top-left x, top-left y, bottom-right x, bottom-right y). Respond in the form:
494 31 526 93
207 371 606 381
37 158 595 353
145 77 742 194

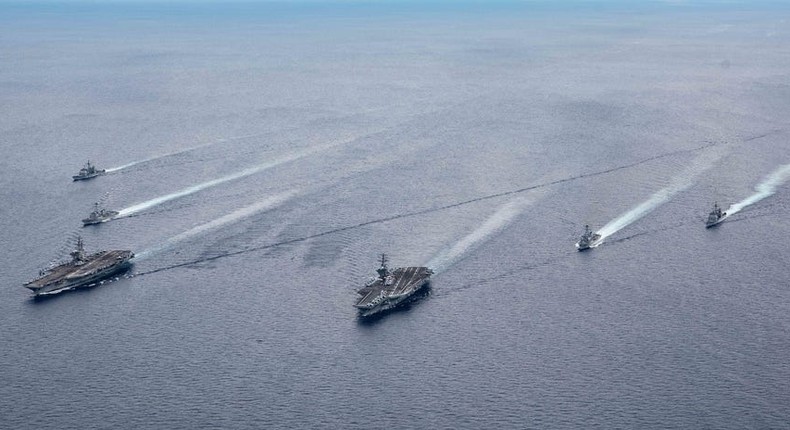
354 254 433 318
23 236 134 297
705 202 728 228
72 161 105 181
82 202 119 226
576 224 602 251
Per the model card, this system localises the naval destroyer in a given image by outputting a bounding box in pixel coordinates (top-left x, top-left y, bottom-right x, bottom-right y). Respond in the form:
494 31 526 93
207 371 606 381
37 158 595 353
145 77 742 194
82 202 119 226
354 254 433 318
72 161 105 181
576 224 602 251
705 202 727 228
24 237 134 297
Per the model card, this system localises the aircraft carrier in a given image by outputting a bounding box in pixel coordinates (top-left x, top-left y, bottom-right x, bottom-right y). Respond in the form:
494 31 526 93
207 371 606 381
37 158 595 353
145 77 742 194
354 254 433 318
24 237 134 297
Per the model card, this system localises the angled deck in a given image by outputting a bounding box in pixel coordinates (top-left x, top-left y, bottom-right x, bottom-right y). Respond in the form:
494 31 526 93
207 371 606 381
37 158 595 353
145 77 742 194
25 250 133 290
355 266 431 308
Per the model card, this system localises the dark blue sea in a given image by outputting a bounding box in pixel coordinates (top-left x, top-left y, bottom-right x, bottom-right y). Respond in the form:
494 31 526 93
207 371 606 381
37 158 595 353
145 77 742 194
2 2 790 428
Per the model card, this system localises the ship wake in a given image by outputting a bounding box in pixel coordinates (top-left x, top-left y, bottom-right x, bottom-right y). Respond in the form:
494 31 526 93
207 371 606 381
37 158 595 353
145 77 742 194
135 190 298 261
426 194 540 274
116 137 356 218
725 163 790 217
105 134 266 173
597 147 726 241
130 142 718 278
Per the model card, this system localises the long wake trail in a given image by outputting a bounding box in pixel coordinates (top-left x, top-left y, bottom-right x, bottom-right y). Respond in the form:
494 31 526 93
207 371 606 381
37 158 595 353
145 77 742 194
132 142 717 277
135 190 299 261
105 133 267 173
426 195 540 274
726 163 790 216
597 147 726 241
116 137 356 218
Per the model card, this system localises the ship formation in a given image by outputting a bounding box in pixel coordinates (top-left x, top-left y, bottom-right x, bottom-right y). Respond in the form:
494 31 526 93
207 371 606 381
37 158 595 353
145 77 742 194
82 202 119 226
354 254 433 318
23 160 743 309
575 201 732 251
24 236 134 297
72 161 106 181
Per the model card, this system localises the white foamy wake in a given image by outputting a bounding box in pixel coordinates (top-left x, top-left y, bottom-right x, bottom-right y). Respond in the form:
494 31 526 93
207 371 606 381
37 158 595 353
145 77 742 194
105 160 144 173
135 190 298 261
105 134 266 173
117 138 351 218
597 148 726 240
426 195 539 274
726 163 790 216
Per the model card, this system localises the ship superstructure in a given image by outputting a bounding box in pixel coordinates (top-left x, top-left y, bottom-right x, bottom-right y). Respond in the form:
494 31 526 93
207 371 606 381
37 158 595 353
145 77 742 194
82 202 119 226
705 202 727 228
72 161 105 181
354 254 432 318
576 224 602 251
23 236 134 297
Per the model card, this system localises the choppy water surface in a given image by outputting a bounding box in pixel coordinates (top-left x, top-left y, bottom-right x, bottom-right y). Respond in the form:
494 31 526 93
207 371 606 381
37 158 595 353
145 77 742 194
2 2 790 429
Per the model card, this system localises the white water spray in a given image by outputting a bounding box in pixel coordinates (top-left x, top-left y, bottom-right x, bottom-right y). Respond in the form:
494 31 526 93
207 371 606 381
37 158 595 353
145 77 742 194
597 148 726 240
726 163 790 216
426 195 539 274
116 139 350 218
105 133 266 173
105 160 144 173
135 190 298 261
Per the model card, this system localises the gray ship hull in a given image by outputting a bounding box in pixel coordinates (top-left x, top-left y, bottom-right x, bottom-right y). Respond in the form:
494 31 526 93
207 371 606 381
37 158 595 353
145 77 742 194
705 214 728 228
576 235 602 251
73 162 105 181
83 218 111 226
72 172 104 181
25 251 134 296
82 212 119 226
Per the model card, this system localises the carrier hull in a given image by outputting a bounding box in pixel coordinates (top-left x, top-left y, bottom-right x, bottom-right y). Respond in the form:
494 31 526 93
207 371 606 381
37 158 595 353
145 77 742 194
25 250 134 297
355 263 433 318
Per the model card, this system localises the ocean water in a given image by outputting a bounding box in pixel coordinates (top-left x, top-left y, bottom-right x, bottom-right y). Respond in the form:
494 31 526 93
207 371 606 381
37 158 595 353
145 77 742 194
2 2 790 428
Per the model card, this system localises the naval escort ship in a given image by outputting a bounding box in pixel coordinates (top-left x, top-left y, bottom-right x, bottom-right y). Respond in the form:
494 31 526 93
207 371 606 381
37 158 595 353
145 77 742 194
576 224 602 251
354 254 433 318
705 202 728 228
72 161 105 181
82 202 119 226
24 236 134 297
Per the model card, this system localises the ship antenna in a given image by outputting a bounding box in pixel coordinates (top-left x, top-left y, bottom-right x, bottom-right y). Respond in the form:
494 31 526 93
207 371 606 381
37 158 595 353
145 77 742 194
377 253 389 281
70 235 86 263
